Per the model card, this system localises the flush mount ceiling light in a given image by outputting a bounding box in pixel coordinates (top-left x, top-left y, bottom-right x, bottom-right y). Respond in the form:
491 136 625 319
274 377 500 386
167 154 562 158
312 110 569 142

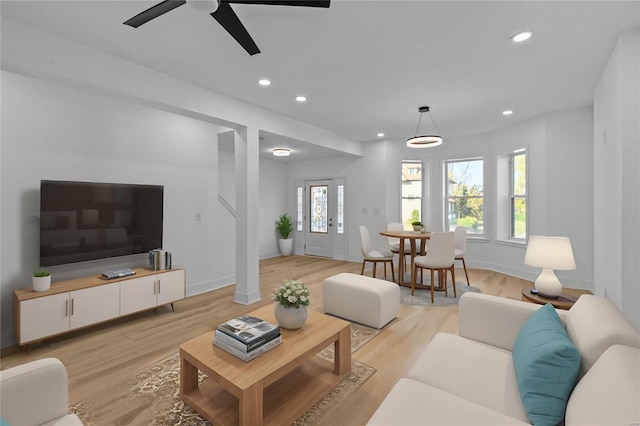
511 31 532 42
407 106 443 148
295 95 307 102
258 79 271 86
377 133 385 137
503 110 514 116
273 148 291 157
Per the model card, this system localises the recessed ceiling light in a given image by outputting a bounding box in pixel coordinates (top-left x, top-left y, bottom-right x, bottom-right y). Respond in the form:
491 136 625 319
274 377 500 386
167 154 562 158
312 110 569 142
377 133 385 138
511 31 532 43
258 79 271 86
503 110 514 116
295 95 307 102
273 148 290 157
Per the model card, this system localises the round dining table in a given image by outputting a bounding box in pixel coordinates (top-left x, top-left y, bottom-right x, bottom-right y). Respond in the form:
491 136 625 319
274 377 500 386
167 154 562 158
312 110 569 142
379 230 437 289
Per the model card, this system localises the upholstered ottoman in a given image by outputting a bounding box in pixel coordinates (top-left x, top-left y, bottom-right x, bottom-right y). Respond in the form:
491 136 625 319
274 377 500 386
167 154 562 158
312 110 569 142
323 272 400 329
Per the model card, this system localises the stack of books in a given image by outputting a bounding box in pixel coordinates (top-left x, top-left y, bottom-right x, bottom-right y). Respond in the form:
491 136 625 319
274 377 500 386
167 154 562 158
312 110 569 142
213 315 281 361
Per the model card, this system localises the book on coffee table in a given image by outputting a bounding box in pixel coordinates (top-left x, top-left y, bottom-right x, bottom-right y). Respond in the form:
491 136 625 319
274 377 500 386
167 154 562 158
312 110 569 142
214 329 281 353
213 334 282 361
217 315 280 345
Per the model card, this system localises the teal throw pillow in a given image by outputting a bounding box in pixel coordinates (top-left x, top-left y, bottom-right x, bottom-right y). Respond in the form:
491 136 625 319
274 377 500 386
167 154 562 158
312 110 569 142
512 303 581 426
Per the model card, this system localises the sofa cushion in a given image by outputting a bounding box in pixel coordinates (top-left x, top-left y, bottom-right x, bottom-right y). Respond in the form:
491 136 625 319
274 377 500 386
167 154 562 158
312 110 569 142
564 294 640 378
512 303 580 426
406 332 529 422
367 378 531 426
565 344 639 426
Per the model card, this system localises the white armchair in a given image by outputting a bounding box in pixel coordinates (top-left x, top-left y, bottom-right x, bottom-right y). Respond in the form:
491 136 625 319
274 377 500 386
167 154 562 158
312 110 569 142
0 358 83 425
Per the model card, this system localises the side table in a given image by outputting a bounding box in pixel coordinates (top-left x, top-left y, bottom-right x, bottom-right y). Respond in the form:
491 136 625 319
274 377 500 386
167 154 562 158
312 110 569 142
521 287 578 310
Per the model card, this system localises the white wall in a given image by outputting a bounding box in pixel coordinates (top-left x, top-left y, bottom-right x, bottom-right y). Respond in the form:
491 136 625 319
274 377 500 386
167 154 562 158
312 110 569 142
259 158 290 259
190 149 289 296
593 29 640 329
288 107 595 292
0 71 222 345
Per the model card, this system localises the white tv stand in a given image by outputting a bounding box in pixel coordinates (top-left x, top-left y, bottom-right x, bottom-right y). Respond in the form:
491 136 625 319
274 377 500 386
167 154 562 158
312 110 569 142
14 267 185 346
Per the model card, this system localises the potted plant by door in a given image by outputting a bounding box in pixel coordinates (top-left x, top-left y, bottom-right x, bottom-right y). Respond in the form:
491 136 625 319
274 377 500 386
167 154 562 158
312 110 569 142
275 213 294 256
32 270 51 292
412 221 423 231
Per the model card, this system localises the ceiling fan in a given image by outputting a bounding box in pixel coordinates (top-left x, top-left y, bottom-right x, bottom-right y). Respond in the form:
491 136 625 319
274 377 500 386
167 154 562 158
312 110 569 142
124 0 330 56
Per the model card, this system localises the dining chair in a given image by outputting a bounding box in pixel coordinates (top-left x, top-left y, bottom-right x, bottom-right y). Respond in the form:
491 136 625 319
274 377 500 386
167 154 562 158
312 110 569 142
359 225 395 281
412 231 456 303
385 222 420 270
454 225 470 285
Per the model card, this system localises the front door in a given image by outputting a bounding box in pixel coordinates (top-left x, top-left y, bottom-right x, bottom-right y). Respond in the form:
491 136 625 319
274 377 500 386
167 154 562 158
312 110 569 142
305 180 334 257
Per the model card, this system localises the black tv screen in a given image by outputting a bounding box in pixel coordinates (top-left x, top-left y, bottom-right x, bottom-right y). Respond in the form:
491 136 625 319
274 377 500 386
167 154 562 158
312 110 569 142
40 180 163 267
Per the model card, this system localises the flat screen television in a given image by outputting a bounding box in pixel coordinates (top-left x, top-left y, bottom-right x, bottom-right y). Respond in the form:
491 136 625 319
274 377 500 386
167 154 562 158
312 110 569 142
40 180 163 267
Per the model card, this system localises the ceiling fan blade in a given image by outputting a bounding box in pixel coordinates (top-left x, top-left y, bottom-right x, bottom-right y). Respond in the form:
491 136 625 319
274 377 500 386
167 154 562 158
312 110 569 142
225 0 330 7
123 0 187 28
211 2 260 55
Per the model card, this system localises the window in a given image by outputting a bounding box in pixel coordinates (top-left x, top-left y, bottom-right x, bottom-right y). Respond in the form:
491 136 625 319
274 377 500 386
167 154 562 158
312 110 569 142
296 186 303 232
446 158 484 234
402 160 423 229
336 184 344 234
510 150 526 239
310 185 328 233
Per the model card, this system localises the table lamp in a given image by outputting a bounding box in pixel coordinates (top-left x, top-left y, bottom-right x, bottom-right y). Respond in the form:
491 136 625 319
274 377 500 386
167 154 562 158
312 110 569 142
524 236 576 299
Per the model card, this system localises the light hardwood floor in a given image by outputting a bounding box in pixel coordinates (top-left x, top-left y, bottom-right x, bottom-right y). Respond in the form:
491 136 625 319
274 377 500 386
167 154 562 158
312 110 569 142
0 256 589 425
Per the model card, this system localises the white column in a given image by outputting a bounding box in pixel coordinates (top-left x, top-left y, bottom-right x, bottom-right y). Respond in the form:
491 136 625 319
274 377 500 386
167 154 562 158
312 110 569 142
233 126 261 304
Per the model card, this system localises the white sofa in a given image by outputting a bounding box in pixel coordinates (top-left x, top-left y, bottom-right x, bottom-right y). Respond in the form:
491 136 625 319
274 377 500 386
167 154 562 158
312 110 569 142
0 358 83 425
368 293 640 425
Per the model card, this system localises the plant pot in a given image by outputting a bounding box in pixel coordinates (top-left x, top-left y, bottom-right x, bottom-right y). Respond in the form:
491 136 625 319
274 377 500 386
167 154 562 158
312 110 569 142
274 304 307 330
32 276 51 292
413 225 422 231
278 238 293 256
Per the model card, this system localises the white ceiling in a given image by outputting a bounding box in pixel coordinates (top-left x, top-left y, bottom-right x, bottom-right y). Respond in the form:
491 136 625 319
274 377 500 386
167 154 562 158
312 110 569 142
2 0 639 155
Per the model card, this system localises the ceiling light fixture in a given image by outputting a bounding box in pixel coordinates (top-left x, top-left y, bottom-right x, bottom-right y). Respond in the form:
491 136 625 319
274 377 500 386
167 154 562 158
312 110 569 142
273 148 291 157
407 106 443 148
258 79 271 86
377 133 385 138
511 31 532 43
186 0 219 14
295 96 307 102
503 110 514 116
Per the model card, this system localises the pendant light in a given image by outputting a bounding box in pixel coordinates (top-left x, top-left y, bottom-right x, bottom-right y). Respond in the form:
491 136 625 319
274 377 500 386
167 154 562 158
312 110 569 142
407 106 443 148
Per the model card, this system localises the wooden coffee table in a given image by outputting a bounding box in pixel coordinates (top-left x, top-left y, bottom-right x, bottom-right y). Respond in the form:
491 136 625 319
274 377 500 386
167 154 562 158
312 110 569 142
179 304 351 425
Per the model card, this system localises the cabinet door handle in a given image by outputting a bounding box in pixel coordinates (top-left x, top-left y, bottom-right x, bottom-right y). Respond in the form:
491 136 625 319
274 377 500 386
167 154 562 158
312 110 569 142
158 280 161 294
65 299 69 317
71 298 75 316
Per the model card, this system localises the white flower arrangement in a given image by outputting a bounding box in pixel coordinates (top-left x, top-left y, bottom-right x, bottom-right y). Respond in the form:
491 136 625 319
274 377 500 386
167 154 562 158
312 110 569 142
272 278 310 308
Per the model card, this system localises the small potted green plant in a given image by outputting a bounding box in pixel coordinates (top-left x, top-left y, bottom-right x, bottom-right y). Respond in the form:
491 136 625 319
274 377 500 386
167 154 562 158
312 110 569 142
32 270 51 292
275 213 294 256
411 221 423 232
272 278 310 329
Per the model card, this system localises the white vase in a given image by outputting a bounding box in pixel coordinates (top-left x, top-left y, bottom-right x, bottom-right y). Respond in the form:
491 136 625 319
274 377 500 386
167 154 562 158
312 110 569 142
32 276 51 292
274 304 307 330
278 238 293 256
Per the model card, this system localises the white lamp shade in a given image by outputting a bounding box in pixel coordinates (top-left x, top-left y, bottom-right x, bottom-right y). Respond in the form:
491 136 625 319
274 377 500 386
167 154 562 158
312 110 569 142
524 236 576 270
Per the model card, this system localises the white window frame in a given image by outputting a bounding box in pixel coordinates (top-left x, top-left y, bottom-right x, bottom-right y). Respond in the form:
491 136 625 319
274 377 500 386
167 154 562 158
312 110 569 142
401 160 424 229
445 157 485 236
509 149 527 241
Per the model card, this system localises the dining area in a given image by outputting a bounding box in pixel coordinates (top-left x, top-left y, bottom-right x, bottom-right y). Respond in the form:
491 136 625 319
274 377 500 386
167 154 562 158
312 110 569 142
358 224 470 303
